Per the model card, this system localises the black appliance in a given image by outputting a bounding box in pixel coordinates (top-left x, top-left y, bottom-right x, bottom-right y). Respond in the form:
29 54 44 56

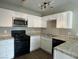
52 38 65 47
11 30 30 58
52 38 65 58
13 18 27 26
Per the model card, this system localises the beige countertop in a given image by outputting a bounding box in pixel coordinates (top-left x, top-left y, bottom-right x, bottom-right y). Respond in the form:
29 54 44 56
0 34 13 40
54 38 78 59
26 33 41 36
41 34 78 58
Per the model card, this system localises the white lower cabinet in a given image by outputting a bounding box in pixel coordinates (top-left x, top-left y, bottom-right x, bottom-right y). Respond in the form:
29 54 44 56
0 38 14 59
30 36 40 52
54 49 76 59
40 37 52 54
30 36 52 54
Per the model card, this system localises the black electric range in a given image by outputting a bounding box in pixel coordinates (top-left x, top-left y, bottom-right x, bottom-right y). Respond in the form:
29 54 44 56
11 30 30 58
52 38 65 57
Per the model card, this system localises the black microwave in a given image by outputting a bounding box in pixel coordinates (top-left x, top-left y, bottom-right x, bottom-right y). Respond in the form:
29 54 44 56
13 18 27 26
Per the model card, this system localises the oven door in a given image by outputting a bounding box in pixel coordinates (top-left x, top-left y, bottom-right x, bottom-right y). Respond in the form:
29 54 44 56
14 36 30 58
14 38 22 57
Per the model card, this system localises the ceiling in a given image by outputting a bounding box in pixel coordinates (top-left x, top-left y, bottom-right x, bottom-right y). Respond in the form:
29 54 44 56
0 0 77 16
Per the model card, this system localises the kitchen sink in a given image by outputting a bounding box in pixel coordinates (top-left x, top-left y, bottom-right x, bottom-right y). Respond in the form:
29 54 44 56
52 38 65 47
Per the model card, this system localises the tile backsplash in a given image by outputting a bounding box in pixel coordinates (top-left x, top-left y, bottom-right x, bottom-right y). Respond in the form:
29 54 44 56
0 27 12 35
0 27 41 35
41 28 76 37
0 27 77 38
26 28 41 34
41 20 77 37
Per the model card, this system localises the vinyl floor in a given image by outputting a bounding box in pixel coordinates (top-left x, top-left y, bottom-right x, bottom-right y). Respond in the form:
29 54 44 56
15 49 52 59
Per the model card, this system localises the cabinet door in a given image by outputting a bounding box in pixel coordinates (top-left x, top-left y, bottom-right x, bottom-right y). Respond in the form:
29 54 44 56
6 39 14 58
0 46 7 58
33 17 41 27
0 8 14 27
42 14 58 28
62 13 68 28
54 49 76 59
62 11 73 28
28 15 42 27
40 37 52 54
28 14 34 27
56 11 73 28
0 39 14 59
30 36 40 52
60 12 70 28
56 14 63 28
14 12 27 19
41 17 47 28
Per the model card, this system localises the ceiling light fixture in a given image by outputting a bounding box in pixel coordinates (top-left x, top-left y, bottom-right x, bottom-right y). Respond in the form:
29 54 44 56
20 0 27 7
21 0 26 2
39 0 55 11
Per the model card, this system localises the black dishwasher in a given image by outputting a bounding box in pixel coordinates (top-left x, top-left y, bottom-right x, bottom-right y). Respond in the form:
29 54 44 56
53 38 65 47
52 38 65 57
11 30 30 58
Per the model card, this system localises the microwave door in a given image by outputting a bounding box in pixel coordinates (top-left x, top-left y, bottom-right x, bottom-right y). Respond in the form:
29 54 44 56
14 20 25 25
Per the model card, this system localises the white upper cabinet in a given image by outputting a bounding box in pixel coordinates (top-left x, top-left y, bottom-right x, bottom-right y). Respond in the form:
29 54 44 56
28 14 42 27
56 11 73 28
41 19 47 28
0 8 28 27
0 8 14 27
42 11 73 29
42 14 57 21
14 11 28 20
0 8 72 28
41 14 58 28
41 17 47 28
